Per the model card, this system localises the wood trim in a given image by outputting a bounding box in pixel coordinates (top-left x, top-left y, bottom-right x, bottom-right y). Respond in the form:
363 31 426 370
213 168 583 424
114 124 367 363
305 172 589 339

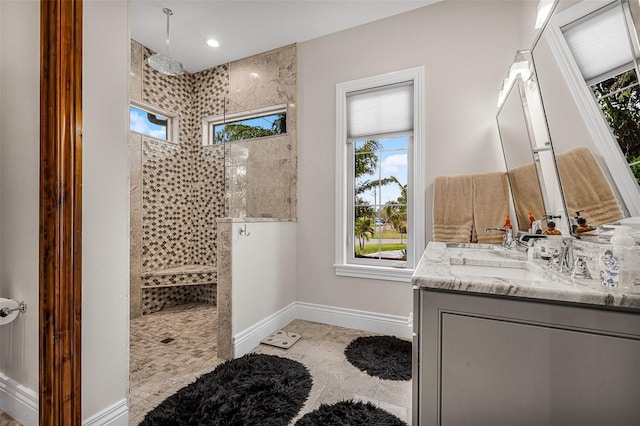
39 0 83 424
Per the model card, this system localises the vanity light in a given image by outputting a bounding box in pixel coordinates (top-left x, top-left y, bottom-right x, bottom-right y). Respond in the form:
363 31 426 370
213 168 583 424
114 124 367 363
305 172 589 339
206 38 220 48
510 61 531 81
535 0 556 29
497 60 532 107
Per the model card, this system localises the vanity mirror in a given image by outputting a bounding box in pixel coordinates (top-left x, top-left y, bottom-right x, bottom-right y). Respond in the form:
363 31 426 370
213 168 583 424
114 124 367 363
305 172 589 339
497 51 568 234
498 0 640 237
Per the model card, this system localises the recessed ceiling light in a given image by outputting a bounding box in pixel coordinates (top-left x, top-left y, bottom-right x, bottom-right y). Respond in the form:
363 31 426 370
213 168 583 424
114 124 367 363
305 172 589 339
205 38 220 48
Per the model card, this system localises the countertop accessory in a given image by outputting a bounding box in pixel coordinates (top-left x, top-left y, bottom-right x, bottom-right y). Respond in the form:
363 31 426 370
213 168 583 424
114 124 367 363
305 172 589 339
573 255 592 279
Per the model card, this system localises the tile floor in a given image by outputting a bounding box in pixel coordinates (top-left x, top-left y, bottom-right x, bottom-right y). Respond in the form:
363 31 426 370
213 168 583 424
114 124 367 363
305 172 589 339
0 411 21 426
129 303 412 425
129 303 222 424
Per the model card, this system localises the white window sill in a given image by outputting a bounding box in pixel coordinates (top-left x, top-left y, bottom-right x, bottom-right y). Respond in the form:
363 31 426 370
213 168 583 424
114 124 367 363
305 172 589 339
334 263 414 282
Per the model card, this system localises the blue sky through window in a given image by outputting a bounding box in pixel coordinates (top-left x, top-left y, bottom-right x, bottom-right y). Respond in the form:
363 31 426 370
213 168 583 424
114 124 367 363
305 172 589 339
355 136 408 206
130 105 168 140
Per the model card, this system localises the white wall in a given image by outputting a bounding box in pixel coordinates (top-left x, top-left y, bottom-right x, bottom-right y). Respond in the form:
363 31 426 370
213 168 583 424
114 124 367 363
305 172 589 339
0 2 41 423
520 0 539 50
232 222 297 334
0 1 130 424
82 0 129 423
296 1 521 317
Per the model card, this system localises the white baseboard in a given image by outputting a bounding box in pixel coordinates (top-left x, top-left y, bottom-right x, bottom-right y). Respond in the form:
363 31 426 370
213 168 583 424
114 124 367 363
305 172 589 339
0 373 38 426
233 302 412 356
233 302 298 357
83 398 128 426
0 374 128 426
295 302 412 339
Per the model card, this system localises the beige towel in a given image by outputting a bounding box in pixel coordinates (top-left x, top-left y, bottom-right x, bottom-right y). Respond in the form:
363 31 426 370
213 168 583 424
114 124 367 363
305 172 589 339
433 175 473 243
508 162 546 231
556 147 624 226
472 172 510 244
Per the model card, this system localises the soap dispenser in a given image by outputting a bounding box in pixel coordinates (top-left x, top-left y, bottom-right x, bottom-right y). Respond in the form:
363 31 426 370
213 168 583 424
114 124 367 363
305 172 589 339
575 217 596 238
570 210 584 234
543 221 562 236
528 212 538 233
503 214 513 230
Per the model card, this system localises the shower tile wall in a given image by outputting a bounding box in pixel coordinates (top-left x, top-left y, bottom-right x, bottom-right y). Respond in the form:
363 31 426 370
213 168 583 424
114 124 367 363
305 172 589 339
141 138 192 270
131 41 212 316
191 65 229 266
129 40 298 317
142 47 195 146
226 44 298 218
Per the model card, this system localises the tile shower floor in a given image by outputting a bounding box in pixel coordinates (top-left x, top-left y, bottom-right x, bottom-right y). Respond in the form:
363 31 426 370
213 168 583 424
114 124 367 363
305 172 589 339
129 304 412 425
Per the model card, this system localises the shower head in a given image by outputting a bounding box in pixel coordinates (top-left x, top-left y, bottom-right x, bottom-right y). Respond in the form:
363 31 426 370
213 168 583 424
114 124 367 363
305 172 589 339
148 8 185 76
148 53 185 76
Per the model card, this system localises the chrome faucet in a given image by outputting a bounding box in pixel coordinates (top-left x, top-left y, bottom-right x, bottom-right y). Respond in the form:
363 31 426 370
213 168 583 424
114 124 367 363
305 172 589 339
548 237 574 274
560 238 574 274
484 227 514 249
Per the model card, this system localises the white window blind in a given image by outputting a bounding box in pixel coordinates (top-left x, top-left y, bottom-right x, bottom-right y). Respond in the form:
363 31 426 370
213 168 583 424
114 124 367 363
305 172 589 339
562 2 635 83
346 82 413 141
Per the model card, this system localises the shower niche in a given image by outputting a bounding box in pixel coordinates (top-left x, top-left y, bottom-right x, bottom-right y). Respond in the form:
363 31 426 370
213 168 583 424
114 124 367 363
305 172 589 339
129 41 298 317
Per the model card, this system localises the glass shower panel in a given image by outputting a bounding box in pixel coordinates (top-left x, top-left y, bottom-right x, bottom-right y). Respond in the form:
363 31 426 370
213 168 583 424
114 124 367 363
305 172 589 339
223 98 296 219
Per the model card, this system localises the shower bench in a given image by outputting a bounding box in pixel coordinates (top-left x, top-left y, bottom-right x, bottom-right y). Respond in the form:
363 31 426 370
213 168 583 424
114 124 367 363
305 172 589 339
140 264 217 315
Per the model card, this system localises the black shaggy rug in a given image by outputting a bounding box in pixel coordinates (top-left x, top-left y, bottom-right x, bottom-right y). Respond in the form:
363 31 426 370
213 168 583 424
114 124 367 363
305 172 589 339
295 400 408 426
139 353 312 426
344 335 412 380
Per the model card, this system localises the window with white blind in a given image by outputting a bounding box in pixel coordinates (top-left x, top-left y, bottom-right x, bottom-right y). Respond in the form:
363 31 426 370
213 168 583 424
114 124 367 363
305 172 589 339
335 68 425 282
561 1 640 186
542 0 640 214
551 0 640 205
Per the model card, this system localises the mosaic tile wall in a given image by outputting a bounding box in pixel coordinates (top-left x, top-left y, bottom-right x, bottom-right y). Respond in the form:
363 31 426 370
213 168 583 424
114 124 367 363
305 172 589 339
142 46 195 146
191 65 229 265
141 284 216 315
130 41 298 315
141 137 192 270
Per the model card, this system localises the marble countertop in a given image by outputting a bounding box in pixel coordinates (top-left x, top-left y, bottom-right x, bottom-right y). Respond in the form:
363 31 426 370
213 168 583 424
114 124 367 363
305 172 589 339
412 241 640 312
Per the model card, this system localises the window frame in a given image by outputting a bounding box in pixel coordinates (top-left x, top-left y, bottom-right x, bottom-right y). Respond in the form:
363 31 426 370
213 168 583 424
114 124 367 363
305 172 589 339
543 0 640 215
334 67 425 282
129 100 177 143
202 104 287 146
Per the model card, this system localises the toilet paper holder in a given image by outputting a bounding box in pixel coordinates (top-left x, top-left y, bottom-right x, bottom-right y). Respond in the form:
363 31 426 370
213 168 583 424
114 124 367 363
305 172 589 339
0 301 27 318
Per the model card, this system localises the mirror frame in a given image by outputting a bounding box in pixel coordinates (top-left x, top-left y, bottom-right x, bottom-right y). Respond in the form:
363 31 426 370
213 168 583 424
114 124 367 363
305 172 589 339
497 46 572 235
537 0 640 216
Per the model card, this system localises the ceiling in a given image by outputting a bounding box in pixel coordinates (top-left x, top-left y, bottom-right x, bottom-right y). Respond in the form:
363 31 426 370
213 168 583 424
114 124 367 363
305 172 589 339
131 1 437 73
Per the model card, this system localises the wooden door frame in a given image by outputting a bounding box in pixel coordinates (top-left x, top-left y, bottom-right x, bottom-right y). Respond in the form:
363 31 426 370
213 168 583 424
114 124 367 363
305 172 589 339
39 0 83 424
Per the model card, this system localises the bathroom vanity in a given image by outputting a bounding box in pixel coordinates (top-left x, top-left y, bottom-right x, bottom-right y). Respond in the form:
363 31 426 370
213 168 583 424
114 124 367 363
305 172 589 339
411 241 640 426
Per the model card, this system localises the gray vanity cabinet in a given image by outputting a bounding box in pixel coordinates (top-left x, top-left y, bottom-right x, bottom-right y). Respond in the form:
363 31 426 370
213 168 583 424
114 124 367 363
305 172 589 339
412 289 640 426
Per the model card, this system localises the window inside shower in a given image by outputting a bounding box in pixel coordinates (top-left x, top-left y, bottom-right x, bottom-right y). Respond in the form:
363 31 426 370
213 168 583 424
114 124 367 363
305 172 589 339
129 104 172 141
203 105 287 146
